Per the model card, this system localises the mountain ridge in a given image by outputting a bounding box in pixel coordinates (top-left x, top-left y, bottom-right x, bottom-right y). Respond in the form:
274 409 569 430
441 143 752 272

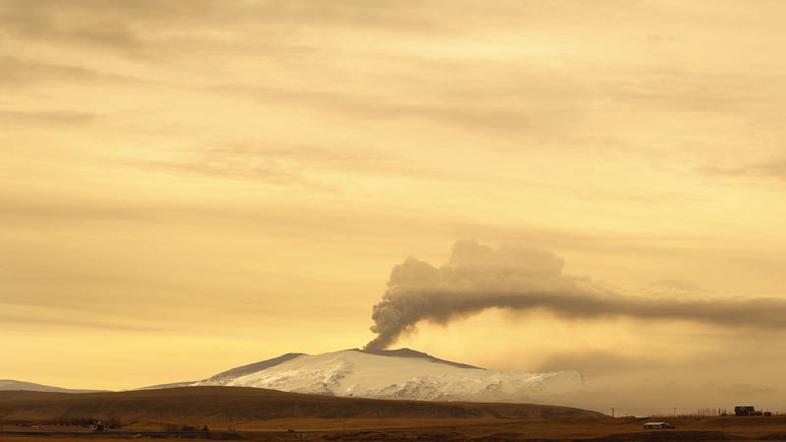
188 348 582 402
355 347 484 369
0 379 100 394
2 348 583 403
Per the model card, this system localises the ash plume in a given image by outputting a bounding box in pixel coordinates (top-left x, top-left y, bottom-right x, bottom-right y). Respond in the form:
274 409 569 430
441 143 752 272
365 241 786 350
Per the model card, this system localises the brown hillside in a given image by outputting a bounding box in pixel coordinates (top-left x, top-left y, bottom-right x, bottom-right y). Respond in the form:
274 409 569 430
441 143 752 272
0 386 605 425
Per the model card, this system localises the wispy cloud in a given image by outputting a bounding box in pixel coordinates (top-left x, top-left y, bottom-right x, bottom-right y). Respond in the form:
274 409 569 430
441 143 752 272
537 350 653 375
126 142 438 191
0 110 96 126
0 56 140 85
703 158 786 183
0 0 447 59
210 78 583 140
0 302 168 332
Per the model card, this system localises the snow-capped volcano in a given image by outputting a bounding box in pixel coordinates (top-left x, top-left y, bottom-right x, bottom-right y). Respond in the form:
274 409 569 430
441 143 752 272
188 348 582 403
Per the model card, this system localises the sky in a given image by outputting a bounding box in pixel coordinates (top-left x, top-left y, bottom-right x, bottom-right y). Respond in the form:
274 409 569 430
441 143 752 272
2 0 786 403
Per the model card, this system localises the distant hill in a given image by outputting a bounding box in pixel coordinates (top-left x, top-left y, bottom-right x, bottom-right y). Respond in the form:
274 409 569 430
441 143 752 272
0 379 99 394
0 386 606 425
135 381 197 390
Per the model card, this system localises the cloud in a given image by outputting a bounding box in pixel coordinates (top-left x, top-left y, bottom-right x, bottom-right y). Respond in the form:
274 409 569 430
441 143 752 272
0 56 140 86
127 142 439 190
0 309 166 332
211 72 583 138
0 0 142 51
537 351 652 376
642 278 703 297
704 158 786 183
365 241 786 350
0 110 96 126
0 0 446 57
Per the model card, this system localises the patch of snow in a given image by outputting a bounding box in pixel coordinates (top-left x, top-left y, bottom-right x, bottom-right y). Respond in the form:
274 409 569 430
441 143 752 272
193 349 582 403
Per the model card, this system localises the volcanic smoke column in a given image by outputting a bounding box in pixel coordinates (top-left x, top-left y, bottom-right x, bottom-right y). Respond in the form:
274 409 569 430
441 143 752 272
365 240 786 350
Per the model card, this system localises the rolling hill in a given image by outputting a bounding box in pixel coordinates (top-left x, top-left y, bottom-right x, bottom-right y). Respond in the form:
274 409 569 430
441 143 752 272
0 379 99 394
0 386 606 426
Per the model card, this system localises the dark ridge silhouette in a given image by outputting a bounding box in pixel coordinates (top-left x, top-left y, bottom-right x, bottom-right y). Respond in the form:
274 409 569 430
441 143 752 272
0 386 606 424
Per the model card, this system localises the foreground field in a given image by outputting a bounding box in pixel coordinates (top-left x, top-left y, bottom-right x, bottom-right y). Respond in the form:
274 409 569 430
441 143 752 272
1 387 786 441
5 418 786 442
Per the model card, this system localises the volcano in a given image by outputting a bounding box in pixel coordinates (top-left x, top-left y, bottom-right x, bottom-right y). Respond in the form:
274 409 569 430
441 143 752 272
175 348 583 403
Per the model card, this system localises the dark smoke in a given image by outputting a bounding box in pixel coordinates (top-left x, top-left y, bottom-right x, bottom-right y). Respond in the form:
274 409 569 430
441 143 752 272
365 241 786 350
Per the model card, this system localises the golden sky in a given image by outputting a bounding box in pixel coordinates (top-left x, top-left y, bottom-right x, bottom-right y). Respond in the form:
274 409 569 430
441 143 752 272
3 0 786 392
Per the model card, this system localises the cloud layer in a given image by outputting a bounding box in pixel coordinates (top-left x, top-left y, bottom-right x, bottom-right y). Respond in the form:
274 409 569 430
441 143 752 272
4 0 786 392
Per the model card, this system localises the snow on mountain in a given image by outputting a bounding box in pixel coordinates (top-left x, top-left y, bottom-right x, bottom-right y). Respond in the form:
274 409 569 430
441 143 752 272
191 348 582 403
0 379 99 393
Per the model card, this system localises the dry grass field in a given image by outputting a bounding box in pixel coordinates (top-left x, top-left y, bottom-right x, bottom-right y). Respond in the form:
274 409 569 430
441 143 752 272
1 387 785 441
